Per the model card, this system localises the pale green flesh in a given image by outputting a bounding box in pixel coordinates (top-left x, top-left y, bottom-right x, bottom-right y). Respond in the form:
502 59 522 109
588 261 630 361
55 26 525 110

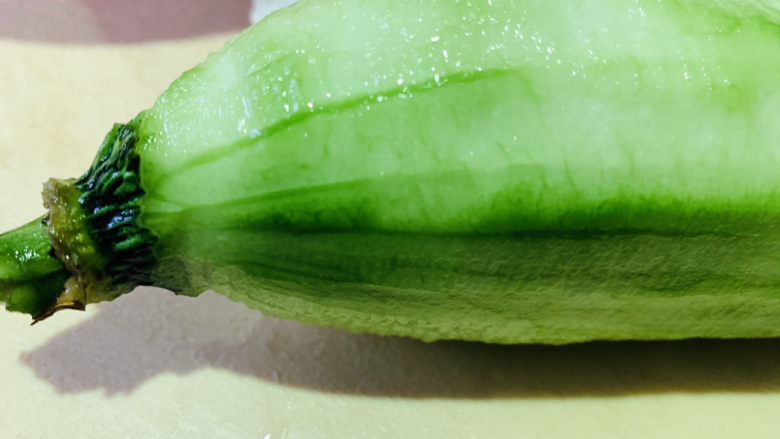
129 0 779 343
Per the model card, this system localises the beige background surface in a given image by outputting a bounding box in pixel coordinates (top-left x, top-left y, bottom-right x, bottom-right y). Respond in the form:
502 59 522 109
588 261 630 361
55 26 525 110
2 1 780 438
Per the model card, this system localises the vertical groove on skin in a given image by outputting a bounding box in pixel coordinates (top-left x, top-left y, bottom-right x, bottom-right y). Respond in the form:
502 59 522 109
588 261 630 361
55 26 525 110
75 123 157 293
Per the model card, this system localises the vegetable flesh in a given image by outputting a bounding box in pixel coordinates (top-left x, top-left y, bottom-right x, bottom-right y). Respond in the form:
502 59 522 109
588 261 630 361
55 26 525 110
2 0 780 343
135 0 780 342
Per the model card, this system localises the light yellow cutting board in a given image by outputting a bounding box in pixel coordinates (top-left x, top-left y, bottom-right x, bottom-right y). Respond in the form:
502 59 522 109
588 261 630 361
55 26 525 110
2 2 780 438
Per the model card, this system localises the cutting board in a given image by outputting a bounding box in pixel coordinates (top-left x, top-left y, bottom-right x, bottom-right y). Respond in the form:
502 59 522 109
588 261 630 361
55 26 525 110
2 1 780 437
